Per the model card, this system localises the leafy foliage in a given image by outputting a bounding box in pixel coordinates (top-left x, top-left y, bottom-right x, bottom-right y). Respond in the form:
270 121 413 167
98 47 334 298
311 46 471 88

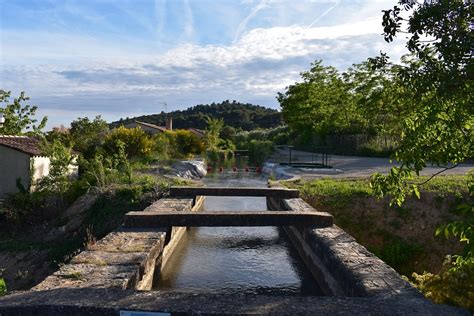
0 90 47 135
278 61 359 141
277 59 403 148
248 140 274 166
371 0 473 206
165 130 205 158
110 100 282 131
69 116 109 159
104 126 154 159
205 117 224 150
0 278 6 296
412 256 474 312
37 139 76 197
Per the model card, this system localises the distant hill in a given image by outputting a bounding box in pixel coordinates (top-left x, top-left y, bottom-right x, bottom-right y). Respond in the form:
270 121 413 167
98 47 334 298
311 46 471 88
110 100 282 131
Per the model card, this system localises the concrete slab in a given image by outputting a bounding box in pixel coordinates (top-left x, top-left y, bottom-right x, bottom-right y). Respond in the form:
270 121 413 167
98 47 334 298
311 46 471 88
124 210 334 227
170 186 299 198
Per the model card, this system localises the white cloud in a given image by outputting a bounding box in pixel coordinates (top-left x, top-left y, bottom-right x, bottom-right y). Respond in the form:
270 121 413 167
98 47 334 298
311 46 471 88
1 10 407 129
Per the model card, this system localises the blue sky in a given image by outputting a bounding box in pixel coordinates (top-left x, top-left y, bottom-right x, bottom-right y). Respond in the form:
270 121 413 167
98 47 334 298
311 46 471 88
0 0 407 129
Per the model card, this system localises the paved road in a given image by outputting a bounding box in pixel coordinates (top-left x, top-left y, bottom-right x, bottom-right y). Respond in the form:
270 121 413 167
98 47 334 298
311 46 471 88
272 148 473 179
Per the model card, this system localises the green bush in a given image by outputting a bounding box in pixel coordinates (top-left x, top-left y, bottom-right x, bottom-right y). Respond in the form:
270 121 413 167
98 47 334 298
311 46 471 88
0 278 6 296
373 239 423 273
104 126 154 159
37 139 76 197
166 130 205 158
3 190 48 221
206 148 220 163
152 133 170 159
248 140 274 166
412 256 474 312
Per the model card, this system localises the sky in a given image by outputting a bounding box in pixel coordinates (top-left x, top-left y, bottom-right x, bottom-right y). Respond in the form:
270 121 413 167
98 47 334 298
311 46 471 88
0 0 407 129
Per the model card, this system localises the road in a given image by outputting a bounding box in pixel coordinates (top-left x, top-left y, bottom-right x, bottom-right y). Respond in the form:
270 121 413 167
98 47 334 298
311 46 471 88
271 147 473 179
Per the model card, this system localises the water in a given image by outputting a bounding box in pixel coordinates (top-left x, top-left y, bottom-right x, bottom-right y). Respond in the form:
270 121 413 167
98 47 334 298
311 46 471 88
153 172 323 295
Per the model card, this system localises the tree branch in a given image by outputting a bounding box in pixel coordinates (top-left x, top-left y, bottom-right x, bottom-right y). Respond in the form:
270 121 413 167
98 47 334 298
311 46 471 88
413 163 460 186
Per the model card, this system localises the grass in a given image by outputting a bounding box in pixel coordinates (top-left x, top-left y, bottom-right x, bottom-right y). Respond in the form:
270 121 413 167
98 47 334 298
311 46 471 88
286 178 372 208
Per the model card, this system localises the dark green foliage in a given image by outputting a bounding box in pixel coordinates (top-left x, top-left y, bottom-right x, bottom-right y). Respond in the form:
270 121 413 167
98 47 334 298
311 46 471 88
69 116 109 159
371 0 473 206
110 100 282 131
248 140 274 166
235 126 290 149
2 191 49 221
371 238 423 274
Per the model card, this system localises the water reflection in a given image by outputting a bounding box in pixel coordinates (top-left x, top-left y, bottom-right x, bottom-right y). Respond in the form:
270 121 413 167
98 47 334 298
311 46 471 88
153 173 322 295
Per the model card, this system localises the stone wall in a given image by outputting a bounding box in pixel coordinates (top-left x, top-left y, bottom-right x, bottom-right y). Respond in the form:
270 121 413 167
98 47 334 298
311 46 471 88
32 196 204 292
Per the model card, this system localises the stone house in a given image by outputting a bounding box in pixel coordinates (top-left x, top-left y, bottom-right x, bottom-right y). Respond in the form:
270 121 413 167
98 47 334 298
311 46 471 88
0 135 78 197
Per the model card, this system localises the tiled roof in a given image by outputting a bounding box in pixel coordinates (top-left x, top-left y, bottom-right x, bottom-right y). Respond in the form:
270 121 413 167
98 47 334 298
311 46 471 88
188 128 205 137
135 121 167 132
0 135 43 156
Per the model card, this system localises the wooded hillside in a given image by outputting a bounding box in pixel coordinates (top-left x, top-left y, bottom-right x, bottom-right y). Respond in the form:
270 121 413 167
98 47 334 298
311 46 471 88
110 100 282 130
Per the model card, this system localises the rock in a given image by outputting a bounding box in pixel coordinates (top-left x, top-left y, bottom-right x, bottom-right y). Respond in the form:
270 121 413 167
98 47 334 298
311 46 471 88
171 160 207 179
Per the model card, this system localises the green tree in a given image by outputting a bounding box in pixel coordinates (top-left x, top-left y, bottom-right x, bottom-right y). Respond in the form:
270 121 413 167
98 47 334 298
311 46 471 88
37 139 76 198
69 116 109 158
277 61 360 142
370 1 473 310
104 126 154 159
0 90 47 135
371 0 473 206
205 117 224 150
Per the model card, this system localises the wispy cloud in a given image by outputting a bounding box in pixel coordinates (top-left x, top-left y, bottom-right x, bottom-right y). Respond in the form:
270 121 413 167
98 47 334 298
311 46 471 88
0 0 406 128
307 0 340 28
234 0 268 42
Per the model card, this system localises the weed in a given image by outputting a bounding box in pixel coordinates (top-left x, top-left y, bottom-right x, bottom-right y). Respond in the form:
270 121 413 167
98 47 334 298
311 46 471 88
14 270 28 280
0 278 6 296
65 272 84 280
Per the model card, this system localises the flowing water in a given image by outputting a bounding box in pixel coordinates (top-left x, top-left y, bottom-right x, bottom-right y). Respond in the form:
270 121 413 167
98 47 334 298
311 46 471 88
153 171 323 295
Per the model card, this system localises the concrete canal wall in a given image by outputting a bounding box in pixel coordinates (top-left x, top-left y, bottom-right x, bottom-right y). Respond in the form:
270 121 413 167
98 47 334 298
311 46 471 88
32 196 204 292
0 187 468 315
267 196 422 299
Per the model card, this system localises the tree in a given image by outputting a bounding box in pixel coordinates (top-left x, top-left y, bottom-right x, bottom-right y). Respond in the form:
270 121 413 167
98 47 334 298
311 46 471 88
277 61 361 143
104 126 154 159
370 2 473 309
37 139 76 198
205 117 224 150
69 116 109 158
371 0 473 205
0 90 47 135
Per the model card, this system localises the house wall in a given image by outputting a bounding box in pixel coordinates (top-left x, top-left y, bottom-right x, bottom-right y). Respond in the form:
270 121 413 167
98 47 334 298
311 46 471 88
31 156 51 183
0 146 32 197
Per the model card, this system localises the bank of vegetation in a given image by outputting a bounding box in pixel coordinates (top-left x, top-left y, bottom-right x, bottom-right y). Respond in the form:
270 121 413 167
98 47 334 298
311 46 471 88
284 175 473 311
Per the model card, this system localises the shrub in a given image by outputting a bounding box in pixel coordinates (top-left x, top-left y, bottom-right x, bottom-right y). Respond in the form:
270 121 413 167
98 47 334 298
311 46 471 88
166 130 205 158
2 190 49 221
152 133 170 159
104 127 154 159
0 278 6 296
248 140 274 166
412 256 474 312
36 139 76 197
